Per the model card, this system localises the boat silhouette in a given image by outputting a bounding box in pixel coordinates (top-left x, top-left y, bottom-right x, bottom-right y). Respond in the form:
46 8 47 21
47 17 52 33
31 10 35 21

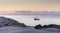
34 18 40 20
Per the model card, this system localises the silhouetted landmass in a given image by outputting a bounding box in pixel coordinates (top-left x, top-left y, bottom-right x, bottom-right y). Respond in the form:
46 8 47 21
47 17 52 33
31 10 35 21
42 24 60 29
34 24 60 29
34 24 42 29
0 17 27 27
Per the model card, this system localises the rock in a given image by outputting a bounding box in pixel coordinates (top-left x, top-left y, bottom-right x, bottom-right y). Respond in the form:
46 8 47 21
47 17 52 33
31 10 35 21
42 25 49 28
0 17 27 27
34 24 60 29
34 24 42 29
42 24 60 29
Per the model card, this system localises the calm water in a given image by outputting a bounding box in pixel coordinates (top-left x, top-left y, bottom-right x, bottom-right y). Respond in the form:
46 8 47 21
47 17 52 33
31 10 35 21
0 15 60 26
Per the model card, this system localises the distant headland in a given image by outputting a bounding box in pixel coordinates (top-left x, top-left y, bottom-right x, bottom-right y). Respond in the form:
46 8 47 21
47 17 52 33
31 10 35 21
0 11 60 15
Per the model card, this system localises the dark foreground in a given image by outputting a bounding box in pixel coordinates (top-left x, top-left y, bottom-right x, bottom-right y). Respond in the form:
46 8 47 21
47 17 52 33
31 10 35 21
0 27 60 33
0 17 60 33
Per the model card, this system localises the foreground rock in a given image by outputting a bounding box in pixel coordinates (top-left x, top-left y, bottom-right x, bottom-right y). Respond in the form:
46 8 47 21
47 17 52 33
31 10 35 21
42 24 60 29
34 24 60 29
34 24 42 29
0 17 26 27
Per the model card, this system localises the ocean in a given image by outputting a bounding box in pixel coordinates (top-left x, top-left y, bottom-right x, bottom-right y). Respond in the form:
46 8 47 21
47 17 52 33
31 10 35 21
0 15 60 26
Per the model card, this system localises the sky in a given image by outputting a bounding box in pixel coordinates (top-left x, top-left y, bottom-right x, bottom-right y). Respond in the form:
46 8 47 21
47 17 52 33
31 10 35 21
0 0 60 12
0 0 60 26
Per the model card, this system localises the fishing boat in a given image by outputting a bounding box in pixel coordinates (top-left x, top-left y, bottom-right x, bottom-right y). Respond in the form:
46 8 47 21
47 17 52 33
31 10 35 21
34 17 40 20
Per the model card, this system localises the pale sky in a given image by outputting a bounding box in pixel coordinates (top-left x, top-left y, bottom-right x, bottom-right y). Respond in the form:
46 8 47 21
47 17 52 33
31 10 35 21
0 0 60 12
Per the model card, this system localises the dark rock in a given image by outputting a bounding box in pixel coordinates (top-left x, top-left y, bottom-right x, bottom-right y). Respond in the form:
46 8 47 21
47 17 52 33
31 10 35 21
0 16 27 27
42 25 48 28
42 24 60 29
34 24 60 29
34 24 42 29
